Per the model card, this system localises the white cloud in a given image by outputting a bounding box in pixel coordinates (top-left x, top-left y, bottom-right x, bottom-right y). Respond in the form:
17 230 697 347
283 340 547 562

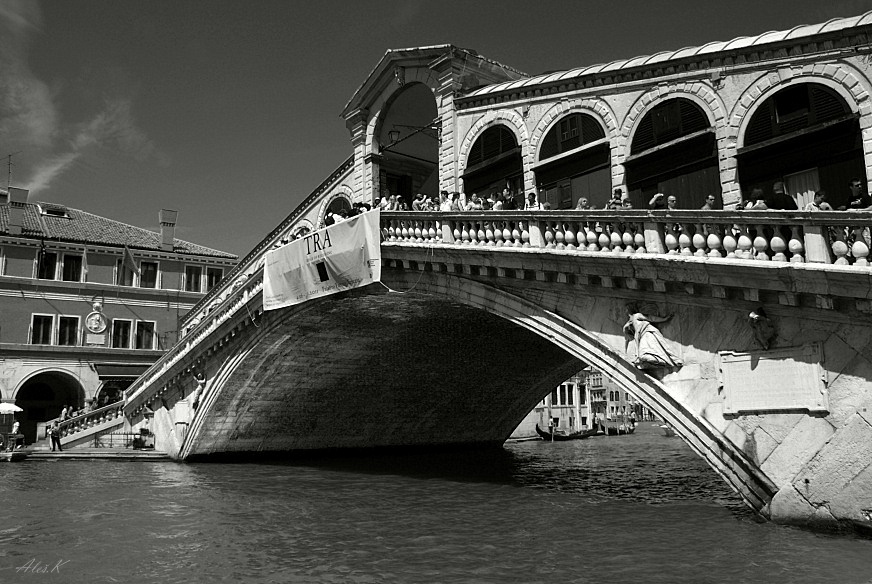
26 98 157 193
0 1 57 151
0 1 159 196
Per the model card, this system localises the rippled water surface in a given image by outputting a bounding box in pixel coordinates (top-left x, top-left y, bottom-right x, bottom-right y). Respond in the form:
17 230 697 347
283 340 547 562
2 424 870 583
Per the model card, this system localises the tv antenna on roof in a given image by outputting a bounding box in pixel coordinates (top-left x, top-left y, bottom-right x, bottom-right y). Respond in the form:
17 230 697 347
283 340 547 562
5 151 22 188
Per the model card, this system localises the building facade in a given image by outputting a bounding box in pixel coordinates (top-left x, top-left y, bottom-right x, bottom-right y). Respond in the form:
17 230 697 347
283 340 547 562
512 368 651 438
0 187 237 441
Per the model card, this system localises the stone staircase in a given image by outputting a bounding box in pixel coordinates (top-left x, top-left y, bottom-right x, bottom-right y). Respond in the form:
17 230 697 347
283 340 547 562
36 401 127 450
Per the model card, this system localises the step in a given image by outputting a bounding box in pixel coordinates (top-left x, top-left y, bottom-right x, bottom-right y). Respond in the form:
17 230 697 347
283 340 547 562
27 448 169 461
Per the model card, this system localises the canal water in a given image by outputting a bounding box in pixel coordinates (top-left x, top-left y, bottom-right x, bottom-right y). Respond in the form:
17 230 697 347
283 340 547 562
2 423 870 583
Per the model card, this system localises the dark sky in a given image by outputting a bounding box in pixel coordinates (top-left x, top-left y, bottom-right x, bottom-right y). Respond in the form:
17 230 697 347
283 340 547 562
2 0 871 256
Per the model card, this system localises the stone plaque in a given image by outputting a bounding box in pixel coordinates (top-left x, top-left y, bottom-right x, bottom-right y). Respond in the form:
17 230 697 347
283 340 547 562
86 334 106 345
720 343 828 414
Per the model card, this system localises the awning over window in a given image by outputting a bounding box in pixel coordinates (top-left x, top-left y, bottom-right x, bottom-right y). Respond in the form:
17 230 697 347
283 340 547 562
94 364 150 378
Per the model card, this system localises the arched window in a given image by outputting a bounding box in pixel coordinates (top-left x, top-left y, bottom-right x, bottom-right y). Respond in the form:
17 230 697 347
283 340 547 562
631 99 709 154
539 113 605 161
744 84 850 147
625 98 718 209
467 125 517 168
737 82 862 209
462 125 522 202
535 113 610 209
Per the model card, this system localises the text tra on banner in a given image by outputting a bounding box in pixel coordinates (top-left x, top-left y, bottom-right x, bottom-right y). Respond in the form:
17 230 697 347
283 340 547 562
263 210 381 311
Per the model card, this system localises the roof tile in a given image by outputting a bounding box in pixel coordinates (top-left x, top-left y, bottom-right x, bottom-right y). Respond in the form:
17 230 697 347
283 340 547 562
0 202 236 259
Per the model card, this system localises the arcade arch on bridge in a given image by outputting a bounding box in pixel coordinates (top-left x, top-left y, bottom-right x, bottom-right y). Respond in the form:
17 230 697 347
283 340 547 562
736 80 866 209
533 111 610 209
374 82 440 209
624 96 720 209
461 124 524 204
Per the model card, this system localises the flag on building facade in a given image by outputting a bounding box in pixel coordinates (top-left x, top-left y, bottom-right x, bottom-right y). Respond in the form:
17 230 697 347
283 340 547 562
123 245 140 276
263 210 381 311
82 246 89 279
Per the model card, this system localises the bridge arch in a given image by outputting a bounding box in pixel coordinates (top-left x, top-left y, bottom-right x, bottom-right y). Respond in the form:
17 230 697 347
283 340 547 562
176 271 773 513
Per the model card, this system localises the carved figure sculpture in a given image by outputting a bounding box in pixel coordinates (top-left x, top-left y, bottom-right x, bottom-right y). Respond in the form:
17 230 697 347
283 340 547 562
191 372 207 410
623 308 683 370
748 308 776 350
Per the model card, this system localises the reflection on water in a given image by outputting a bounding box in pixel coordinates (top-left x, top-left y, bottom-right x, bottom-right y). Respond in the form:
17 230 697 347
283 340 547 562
2 424 870 584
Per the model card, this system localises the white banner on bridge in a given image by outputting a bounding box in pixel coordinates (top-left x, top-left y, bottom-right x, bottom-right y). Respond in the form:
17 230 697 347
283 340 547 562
263 210 382 311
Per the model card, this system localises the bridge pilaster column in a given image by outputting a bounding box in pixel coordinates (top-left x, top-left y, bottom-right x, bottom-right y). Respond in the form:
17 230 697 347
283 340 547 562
528 219 544 247
803 226 834 263
643 222 666 254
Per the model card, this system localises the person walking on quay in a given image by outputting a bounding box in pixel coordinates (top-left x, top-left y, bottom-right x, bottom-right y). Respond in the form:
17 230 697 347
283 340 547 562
49 422 62 452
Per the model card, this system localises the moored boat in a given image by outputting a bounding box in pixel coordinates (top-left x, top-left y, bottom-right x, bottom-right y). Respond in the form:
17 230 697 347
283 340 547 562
535 424 598 441
1 449 28 462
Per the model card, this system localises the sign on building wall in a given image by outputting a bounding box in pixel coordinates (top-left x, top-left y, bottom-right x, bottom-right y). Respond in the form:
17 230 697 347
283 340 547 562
720 343 828 414
263 210 382 311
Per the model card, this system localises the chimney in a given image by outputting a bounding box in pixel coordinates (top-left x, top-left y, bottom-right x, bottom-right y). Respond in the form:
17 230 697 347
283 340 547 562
159 209 178 251
7 187 29 236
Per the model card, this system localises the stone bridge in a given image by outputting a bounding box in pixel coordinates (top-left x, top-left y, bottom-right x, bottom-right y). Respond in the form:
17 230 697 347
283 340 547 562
122 207 872 532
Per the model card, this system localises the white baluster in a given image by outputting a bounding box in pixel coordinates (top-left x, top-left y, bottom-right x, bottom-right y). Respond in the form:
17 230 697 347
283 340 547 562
512 223 522 247
586 223 599 251
665 225 679 254
706 227 723 258
723 228 738 258
736 225 753 259
852 240 870 266
598 229 611 252
678 225 693 256
788 226 804 263
554 223 566 250
753 224 770 261
564 223 577 250
610 222 623 252
634 226 646 254
544 222 556 249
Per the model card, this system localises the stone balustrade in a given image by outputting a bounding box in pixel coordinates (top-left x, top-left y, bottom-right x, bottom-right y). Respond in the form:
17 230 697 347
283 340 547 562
381 210 872 266
124 269 266 416
56 401 125 439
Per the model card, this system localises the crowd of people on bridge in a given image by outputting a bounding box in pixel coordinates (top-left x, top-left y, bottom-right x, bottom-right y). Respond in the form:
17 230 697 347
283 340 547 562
375 178 871 215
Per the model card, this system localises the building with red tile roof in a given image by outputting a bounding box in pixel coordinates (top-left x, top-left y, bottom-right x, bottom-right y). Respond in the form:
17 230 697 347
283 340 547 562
0 187 237 443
